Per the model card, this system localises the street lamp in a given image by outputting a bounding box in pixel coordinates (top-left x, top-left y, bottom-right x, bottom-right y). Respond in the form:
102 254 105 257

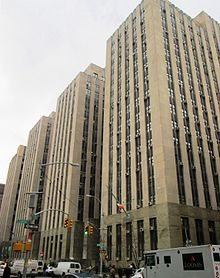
22 161 80 278
86 194 104 276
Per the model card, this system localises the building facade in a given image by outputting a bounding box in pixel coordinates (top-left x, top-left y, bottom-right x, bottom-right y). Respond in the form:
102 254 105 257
0 146 26 259
39 64 105 263
0 146 26 243
102 0 220 267
13 115 54 257
0 183 5 211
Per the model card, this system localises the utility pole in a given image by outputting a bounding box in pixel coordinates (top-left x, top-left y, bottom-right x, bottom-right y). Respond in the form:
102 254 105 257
23 161 79 278
86 195 104 276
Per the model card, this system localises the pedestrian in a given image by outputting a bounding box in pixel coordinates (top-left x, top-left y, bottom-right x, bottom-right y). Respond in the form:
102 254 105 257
118 267 123 278
125 267 130 278
43 263 47 276
95 265 98 274
130 263 135 275
110 265 116 278
3 263 11 278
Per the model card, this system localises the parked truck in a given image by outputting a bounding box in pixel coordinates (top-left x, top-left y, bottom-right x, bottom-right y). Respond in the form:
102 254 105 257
144 244 220 278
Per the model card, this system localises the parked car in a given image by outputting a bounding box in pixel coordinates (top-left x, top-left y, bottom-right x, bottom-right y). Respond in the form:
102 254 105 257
0 262 6 277
36 260 44 275
46 266 57 276
10 259 38 278
53 262 81 276
131 268 145 278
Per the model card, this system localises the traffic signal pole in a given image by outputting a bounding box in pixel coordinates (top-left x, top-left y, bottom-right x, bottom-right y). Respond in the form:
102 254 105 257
86 195 104 276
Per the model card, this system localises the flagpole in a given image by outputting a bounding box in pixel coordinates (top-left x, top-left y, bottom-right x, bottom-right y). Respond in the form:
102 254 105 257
105 184 130 218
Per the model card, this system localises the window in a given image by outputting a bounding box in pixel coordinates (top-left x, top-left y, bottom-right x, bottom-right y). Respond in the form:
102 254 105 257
145 254 155 266
116 224 122 260
107 226 112 260
137 220 144 259
164 256 171 264
126 222 132 259
181 217 191 246
213 253 220 262
195 219 204 245
150 218 157 250
208 221 217 244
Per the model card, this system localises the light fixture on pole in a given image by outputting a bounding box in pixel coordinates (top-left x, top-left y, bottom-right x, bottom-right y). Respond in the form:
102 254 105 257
86 194 104 276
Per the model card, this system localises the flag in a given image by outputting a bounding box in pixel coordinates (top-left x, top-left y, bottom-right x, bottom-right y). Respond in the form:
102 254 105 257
117 203 124 209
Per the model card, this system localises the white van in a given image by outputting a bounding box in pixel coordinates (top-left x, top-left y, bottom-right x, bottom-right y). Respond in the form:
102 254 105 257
10 259 38 278
36 260 44 275
53 261 81 276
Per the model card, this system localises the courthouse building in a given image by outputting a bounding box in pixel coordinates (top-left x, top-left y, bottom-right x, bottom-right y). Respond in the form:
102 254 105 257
39 64 105 263
12 115 54 257
102 0 220 266
0 145 26 258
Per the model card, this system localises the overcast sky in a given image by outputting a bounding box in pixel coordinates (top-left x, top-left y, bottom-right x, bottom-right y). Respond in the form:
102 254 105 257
0 0 219 183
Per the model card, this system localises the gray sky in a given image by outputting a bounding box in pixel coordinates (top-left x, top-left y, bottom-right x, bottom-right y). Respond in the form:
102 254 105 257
0 0 219 183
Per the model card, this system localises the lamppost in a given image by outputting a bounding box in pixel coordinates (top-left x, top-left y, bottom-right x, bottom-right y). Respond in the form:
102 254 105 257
39 161 80 259
86 194 104 276
23 161 80 278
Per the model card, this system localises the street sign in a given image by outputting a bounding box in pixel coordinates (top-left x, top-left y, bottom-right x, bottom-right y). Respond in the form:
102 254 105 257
24 223 39 231
97 243 106 249
16 219 31 224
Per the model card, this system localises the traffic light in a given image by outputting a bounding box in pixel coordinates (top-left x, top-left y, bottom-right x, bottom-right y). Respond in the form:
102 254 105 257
84 225 89 236
13 242 22 252
88 225 94 235
68 219 73 229
64 218 69 228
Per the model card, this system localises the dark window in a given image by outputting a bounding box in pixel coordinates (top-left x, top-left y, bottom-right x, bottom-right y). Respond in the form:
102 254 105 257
164 256 171 264
213 253 220 262
195 219 204 245
107 226 112 260
54 235 58 260
145 254 156 266
181 217 191 246
116 224 122 260
208 221 217 244
150 218 157 250
137 220 144 259
126 222 132 259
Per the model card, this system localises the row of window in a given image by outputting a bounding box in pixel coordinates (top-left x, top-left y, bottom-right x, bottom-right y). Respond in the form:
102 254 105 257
170 6 199 207
42 234 63 261
187 19 212 208
161 1 186 205
108 4 156 213
89 78 101 218
160 0 220 208
107 217 217 261
132 13 143 209
44 85 76 230
78 79 91 221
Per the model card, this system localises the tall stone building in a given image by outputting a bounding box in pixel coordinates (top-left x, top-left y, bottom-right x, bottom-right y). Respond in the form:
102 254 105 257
102 0 220 267
13 114 54 256
0 146 26 243
0 146 25 259
39 64 105 263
